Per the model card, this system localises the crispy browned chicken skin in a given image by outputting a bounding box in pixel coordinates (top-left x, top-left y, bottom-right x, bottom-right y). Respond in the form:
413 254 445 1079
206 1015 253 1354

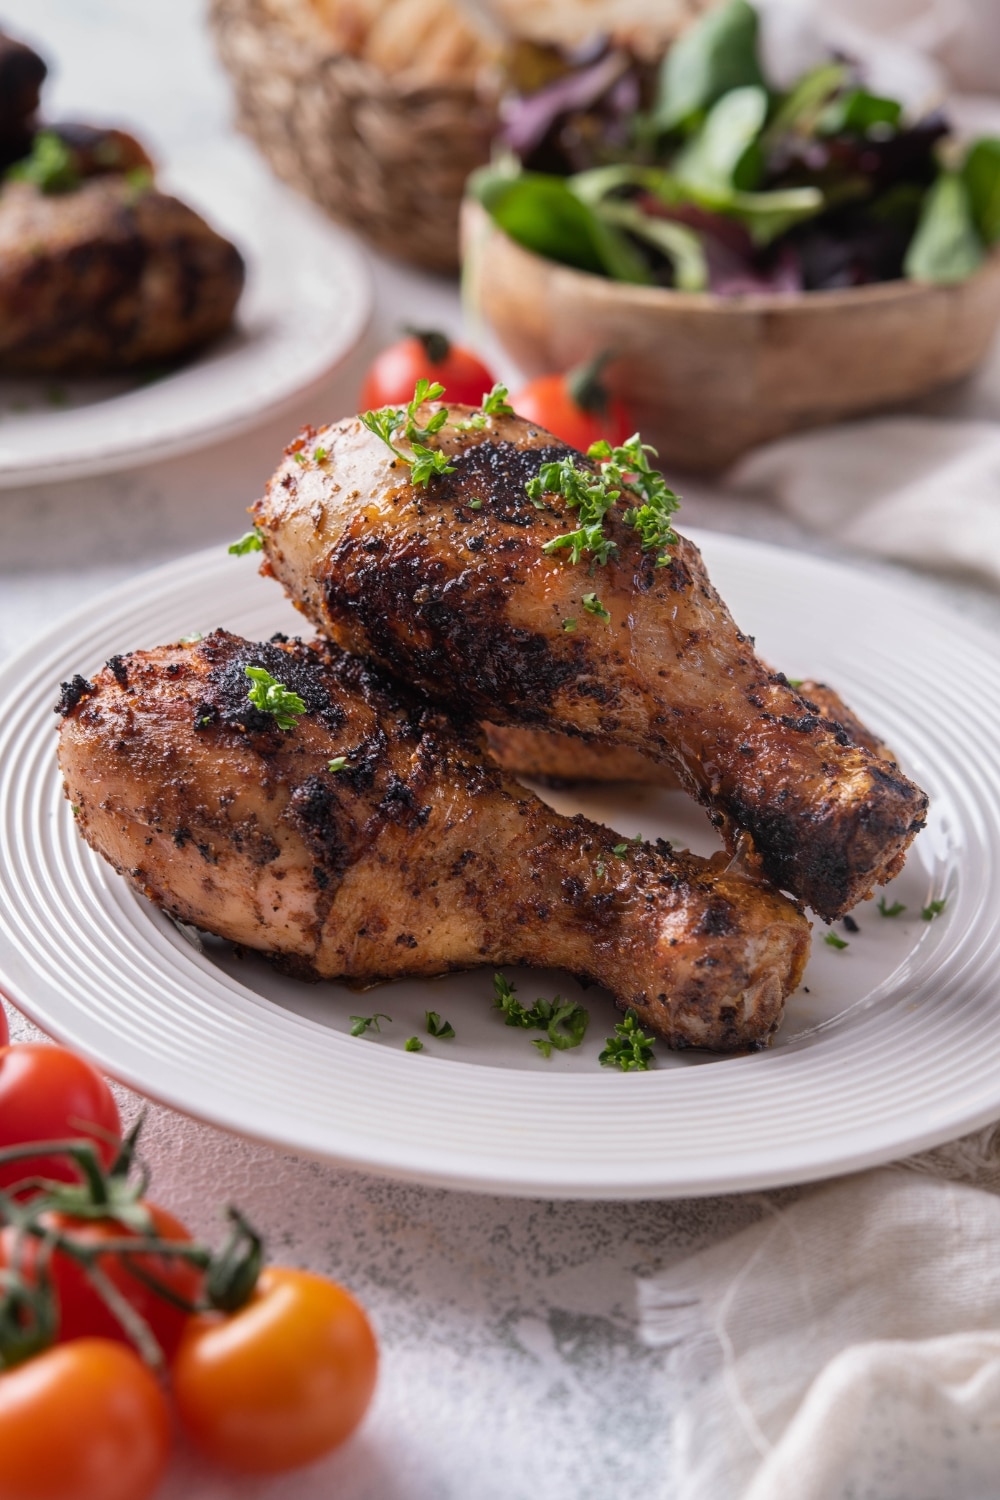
0 174 243 373
56 631 810 1051
252 406 928 919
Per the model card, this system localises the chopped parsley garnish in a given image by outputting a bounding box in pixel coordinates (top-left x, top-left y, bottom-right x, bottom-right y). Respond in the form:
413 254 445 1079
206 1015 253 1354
491 973 589 1057
244 666 307 730
596 436 681 563
612 834 642 858
599 1009 655 1071
179 631 204 645
527 434 680 568
824 931 849 950
409 443 454 485
922 898 947 921
878 897 906 918
562 618 577 632
314 446 328 463
292 451 307 466
455 384 516 430
481 383 515 417
327 756 348 772
350 1013 391 1037
425 1011 456 1039
125 165 153 198
228 526 264 555
528 453 620 565
7 131 79 193
404 1036 424 1052
360 378 456 486
468 497 483 510
582 593 610 622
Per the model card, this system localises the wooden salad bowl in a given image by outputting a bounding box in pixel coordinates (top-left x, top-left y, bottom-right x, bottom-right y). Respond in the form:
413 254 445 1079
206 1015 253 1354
462 199 1000 472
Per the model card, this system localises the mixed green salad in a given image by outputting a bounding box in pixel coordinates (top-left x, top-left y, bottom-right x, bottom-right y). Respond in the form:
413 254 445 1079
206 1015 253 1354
470 0 1000 293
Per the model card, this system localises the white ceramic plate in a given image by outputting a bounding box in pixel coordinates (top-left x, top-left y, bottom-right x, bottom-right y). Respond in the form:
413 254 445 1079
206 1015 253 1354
0 534 995 1198
0 141 371 487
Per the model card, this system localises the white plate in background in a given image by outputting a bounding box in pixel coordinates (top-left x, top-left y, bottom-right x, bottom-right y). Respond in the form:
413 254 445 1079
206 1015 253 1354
0 140 371 487
0 532 992 1198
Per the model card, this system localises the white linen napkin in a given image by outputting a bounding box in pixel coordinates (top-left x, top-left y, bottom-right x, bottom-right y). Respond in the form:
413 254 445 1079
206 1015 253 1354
729 418 1000 589
637 1128 1000 1500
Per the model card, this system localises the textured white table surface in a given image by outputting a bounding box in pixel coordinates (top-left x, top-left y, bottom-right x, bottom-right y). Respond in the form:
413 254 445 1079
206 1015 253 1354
3 4 1000 1497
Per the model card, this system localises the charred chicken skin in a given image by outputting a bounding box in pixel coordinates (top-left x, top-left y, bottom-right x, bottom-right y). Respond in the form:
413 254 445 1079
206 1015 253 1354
484 679 892 786
56 631 810 1051
251 406 927 920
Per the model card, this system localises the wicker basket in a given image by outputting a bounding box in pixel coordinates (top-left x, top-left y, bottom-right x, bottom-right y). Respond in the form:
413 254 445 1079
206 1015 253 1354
209 0 500 272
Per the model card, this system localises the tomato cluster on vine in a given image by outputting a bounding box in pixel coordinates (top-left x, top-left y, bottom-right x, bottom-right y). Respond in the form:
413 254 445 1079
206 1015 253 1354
0 1024 377 1500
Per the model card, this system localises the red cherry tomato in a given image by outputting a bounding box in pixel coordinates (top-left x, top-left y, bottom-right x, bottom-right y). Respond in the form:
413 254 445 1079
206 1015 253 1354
359 328 495 409
0 1044 121 1193
173 1266 378 1473
512 360 636 452
0 1338 170 1500
0 1201 201 1363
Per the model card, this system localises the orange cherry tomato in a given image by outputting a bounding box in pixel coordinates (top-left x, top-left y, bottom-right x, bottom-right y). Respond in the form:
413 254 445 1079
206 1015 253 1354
0 1044 121 1193
172 1266 378 1473
359 329 495 409
0 1201 200 1363
512 362 636 452
0 1339 170 1500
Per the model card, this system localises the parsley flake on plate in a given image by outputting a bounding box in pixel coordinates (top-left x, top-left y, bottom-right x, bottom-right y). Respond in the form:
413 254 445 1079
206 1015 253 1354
350 1013 392 1037
425 1011 456 1039
599 1009 656 1071
491 973 589 1057
824 931 849 950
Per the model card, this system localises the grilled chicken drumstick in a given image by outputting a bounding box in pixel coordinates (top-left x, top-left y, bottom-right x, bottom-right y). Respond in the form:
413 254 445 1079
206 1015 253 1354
484 680 892 786
57 631 810 1051
252 405 927 919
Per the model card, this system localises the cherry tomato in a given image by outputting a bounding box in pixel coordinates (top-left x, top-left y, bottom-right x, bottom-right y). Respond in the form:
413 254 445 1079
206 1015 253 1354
173 1266 378 1473
0 1338 170 1500
0 1044 121 1193
0 1201 200 1363
359 328 495 409
512 359 636 452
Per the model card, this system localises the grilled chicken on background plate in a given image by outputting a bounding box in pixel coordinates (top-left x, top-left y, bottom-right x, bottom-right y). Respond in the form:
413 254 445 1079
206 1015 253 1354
56 632 810 1052
252 403 928 921
0 26 244 374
